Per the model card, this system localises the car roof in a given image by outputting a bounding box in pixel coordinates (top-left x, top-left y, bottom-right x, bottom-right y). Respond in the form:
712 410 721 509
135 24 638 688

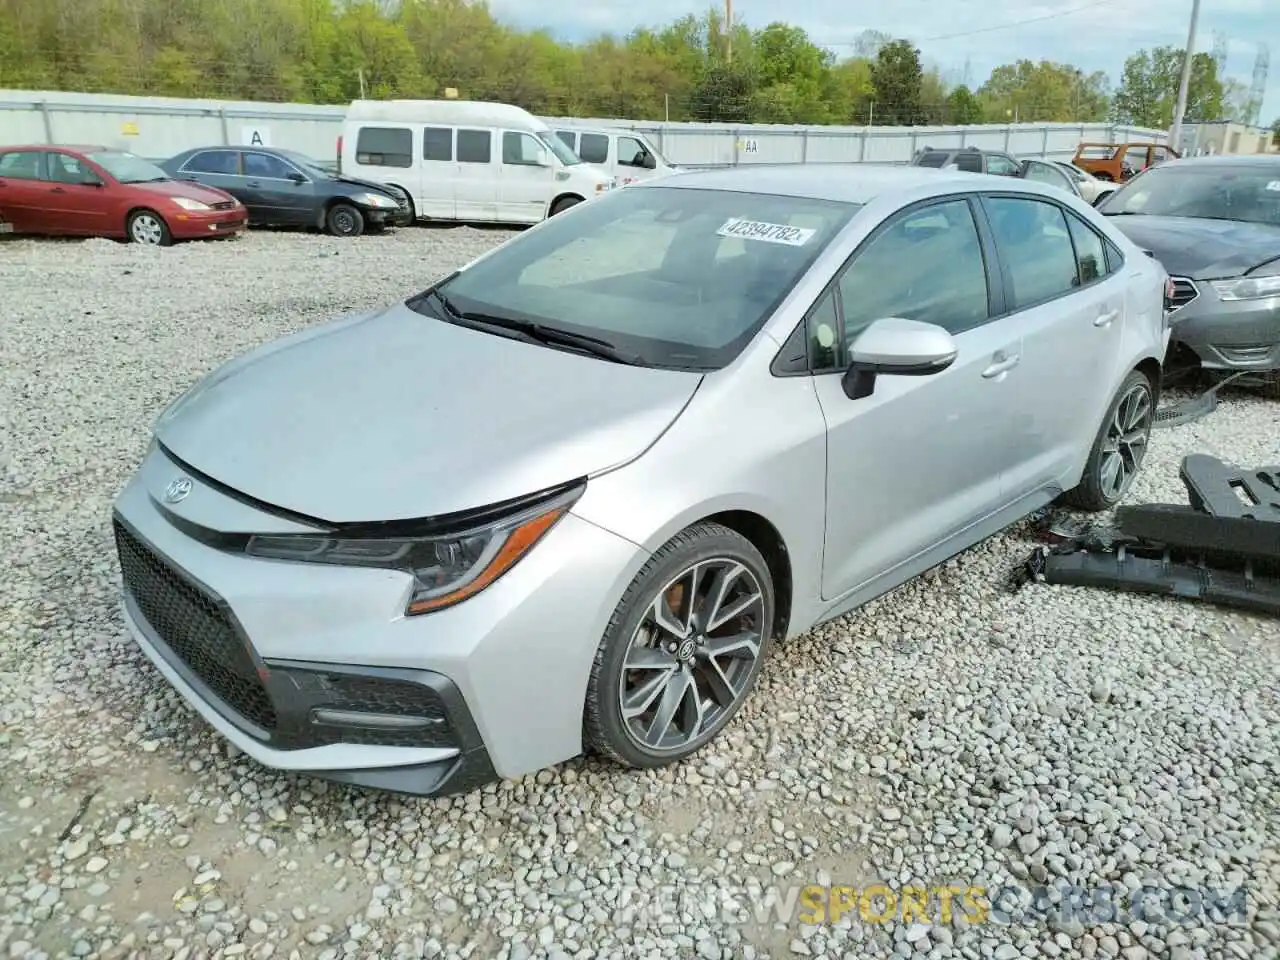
1 144 107 154
1159 153 1280 169
648 163 1040 205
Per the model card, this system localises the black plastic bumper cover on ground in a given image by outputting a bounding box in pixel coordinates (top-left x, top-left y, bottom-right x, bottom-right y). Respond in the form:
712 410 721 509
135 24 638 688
1024 454 1280 616
114 513 498 797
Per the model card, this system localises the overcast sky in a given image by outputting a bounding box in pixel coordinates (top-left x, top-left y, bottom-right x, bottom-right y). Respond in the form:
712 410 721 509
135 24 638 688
487 0 1278 125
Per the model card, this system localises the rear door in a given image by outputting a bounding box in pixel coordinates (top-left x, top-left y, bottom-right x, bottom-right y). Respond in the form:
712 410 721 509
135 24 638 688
419 126 457 219
177 149 244 204
0 150 50 232
980 194 1126 496
454 128 500 222
42 150 112 234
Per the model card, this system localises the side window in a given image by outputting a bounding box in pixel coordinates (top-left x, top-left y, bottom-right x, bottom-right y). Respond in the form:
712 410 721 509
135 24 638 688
805 290 842 371
47 152 97 184
578 133 609 165
1065 211 1107 284
502 132 543 166
0 150 44 180
1123 146 1147 172
618 137 647 167
243 152 294 179
1151 146 1169 163
457 129 491 164
423 127 452 161
985 155 1019 177
554 130 577 150
1104 238 1125 276
355 127 412 168
184 150 239 175
954 153 983 173
986 197 1080 308
1022 160 1077 196
838 199 991 342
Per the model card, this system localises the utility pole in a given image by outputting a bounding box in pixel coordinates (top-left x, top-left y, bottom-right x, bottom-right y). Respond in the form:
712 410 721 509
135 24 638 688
725 0 733 64
1169 0 1202 154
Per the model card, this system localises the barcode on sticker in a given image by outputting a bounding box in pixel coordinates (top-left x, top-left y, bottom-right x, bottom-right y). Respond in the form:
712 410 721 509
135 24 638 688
717 218 816 246
1267 180 1280 192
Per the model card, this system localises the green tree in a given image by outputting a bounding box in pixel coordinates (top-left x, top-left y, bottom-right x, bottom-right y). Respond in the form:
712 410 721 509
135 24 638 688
870 39 924 125
978 59 1110 122
1113 46 1225 128
749 23 834 123
945 85 983 124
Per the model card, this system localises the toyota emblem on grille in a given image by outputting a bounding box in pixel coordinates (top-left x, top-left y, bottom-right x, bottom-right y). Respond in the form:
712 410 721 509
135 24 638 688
164 477 193 504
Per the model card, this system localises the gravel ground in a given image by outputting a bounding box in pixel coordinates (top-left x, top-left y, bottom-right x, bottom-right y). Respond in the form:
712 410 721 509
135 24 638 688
1 228 1278 960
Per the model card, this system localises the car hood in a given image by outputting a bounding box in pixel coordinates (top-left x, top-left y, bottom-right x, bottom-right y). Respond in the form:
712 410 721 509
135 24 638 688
1107 215 1280 279
155 302 703 524
130 178 234 204
331 174 397 196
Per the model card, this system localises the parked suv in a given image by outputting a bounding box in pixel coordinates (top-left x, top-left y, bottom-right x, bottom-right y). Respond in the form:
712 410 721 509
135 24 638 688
911 146 1021 176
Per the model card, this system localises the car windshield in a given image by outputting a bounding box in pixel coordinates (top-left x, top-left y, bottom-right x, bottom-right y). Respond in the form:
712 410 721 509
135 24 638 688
424 185 859 370
276 149 333 178
88 151 169 184
538 133 581 166
1101 164 1280 226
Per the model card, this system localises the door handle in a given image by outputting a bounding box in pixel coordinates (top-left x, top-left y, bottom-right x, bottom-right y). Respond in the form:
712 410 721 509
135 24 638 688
49 186 66 193
1094 308 1120 328
982 353 1020 378
246 181 261 187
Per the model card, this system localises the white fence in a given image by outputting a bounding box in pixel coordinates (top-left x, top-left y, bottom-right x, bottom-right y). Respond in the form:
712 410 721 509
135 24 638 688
0 89 1168 167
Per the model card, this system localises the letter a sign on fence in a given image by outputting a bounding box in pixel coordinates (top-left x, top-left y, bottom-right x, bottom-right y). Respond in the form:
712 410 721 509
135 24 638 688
240 127 271 148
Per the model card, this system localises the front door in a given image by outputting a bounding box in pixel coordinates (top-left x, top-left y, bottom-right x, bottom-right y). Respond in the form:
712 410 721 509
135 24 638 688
815 197 1024 600
498 131 554 222
243 151 314 225
454 128 500 222
41 151 112 235
980 194 1127 495
177 148 244 205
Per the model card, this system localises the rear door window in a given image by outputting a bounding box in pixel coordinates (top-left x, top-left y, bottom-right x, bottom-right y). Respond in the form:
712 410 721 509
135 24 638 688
985 196 1080 308
355 127 412 168
457 130 492 164
184 150 239 175
0 150 44 180
423 127 453 162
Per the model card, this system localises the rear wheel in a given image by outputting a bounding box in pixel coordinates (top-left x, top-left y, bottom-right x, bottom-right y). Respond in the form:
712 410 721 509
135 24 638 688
1064 369 1156 511
127 209 172 246
326 203 364 238
583 523 775 769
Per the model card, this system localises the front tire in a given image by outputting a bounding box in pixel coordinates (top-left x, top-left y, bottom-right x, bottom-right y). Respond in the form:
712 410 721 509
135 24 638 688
1064 369 1155 511
550 196 582 217
326 203 364 237
583 522 775 769
127 209 172 246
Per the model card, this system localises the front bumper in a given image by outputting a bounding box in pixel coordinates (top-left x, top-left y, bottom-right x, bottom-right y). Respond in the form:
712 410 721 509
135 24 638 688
1166 280 1280 371
170 209 247 240
110 444 643 794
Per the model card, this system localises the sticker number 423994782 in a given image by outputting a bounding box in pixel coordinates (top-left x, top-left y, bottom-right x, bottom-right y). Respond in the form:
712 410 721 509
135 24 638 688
716 218 816 246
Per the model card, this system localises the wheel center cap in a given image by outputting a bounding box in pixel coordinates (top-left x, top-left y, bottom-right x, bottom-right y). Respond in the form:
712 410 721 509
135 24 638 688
675 638 698 662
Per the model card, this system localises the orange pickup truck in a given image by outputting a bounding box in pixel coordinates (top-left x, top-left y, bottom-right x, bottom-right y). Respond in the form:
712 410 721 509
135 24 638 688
1071 142 1178 182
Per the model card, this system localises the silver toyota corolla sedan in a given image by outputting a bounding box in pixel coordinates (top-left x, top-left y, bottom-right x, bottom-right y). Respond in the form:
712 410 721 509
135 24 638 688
112 165 1171 796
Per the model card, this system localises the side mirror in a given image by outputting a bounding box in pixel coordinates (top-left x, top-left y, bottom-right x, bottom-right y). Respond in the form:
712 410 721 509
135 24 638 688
288 172 307 184
840 318 958 400
82 177 103 187
642 153 657 170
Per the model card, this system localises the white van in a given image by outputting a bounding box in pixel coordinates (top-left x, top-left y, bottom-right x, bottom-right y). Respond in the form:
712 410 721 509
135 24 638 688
338 100 616 224
549 125 678 185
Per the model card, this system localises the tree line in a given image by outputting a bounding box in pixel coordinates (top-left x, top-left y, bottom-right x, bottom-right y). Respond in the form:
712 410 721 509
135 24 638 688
1 0 1275 134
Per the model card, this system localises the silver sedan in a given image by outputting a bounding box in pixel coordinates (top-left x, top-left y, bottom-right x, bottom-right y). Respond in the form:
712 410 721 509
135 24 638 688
111 165 1170 795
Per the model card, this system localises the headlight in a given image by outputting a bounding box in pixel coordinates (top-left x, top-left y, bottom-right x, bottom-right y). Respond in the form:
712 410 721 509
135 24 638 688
172 197 212 212
243 484 582 615
1210 264 1280 301
354 192 397 208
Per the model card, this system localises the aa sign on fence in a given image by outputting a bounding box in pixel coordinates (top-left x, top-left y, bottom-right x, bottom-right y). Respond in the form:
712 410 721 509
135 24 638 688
240 127 271 147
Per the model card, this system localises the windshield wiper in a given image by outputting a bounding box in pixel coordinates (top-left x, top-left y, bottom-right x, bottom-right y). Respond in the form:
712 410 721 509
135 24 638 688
427 290 645 366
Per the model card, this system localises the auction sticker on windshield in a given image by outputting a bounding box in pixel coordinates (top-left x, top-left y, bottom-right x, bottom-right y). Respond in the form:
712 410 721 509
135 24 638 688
717 218 816 246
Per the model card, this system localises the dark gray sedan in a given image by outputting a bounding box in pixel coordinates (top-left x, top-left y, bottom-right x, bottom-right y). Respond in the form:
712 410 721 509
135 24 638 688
1098 155 1280 391
161 146 411 237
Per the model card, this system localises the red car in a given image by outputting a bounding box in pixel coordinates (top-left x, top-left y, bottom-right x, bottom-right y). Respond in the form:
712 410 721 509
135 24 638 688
0 144 247 245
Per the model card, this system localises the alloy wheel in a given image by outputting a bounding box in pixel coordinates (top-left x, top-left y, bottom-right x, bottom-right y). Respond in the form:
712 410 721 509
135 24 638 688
131 214 163 244
1099 382 1153 500
332 209 356 234
617 558 765 753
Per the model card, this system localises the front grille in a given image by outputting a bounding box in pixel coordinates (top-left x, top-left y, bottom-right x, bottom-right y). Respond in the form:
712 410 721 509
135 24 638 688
114 520 277 731
289 671 455 749
210 201 236 211
1168 277 1199 311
